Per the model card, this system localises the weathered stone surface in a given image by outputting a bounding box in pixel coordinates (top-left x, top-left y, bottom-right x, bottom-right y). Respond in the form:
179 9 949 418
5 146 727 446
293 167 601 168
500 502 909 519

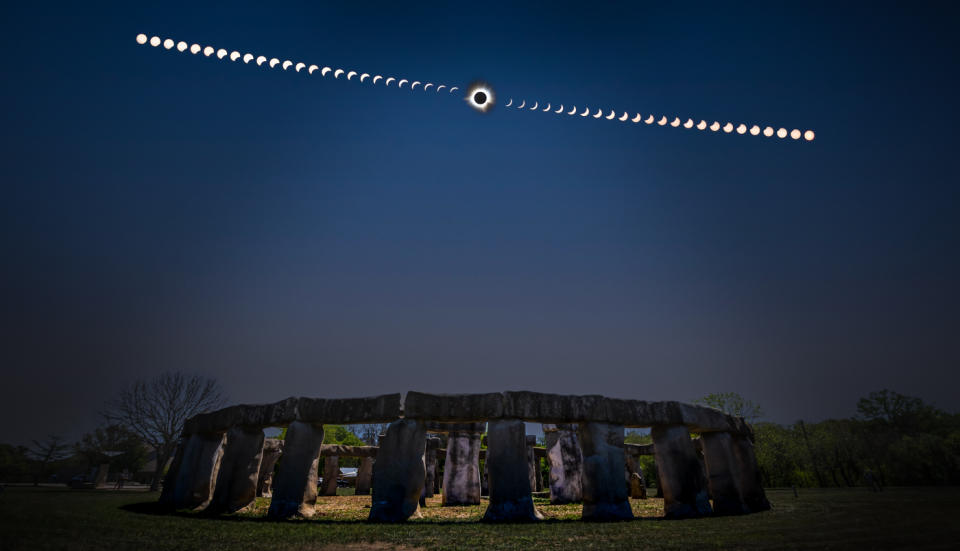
320 444 378 457
701 431 747 515
93 463 109 487
501 392 605 422
171 432 226 510
525 435 540 492
630 472 646 499
418 391 743 433
355 456 374 495
544 425 582 504
209 426 265 513
625 442 655 456
159 438 186 505
186 398 300 435
542 423 576 432
404 391 503 421
730 434 771 513
298 394 402 425
268 421 324 518
651 424 712 519
369 419 427 522
535 457 543 491
579 423 633 521
483 419 543 522
480 457 489 496
181 393 747 437
424 421 487 433
256 438 282 498
422 437 441 499
442 432 481 506
320 455 339 496
625 454 647 499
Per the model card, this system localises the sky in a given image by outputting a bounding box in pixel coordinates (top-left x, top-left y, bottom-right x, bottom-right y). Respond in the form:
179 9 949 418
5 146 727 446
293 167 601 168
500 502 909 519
2 1 958 446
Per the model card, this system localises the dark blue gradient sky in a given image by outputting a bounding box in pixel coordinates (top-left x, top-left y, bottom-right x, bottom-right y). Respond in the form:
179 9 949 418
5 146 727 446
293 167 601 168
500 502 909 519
2 1 958 444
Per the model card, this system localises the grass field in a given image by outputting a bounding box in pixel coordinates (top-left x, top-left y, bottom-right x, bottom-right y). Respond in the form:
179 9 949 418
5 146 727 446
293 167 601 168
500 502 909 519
1 486 958 550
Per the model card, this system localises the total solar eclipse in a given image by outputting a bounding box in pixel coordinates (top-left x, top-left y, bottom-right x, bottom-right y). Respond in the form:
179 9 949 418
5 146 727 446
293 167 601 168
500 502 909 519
466 82 495 113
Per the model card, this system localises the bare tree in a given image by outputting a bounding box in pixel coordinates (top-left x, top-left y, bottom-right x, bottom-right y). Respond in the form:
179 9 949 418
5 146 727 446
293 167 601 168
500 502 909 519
102 372 225 491
30 435 70 486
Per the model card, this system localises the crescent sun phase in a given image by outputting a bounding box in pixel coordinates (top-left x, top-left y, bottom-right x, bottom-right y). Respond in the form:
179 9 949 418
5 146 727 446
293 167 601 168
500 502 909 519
134 33 815 142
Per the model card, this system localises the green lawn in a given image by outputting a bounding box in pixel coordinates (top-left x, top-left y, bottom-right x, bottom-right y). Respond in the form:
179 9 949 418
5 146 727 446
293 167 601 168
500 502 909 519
1 486 958 550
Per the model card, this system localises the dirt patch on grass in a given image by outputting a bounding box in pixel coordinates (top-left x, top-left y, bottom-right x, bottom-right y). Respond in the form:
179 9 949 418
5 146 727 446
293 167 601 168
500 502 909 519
306 545 425 551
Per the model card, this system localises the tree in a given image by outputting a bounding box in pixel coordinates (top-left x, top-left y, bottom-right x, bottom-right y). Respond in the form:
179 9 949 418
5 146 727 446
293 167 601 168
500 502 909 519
856 389 940 433
346 423 390 446
0 444 32 482
29 435 70 485
75 424 148 474
102 372 225 491
694 392 764 423
323 425 366 468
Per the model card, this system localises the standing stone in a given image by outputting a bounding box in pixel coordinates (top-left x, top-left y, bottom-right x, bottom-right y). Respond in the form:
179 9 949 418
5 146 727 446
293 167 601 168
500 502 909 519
355 456 374 495
543 424 583 504
525 435 539 492
730 434 771 513
320 455 339 496
94 463 109 488
268 421 324 518
172 432 226 510
651 424 712 519
209 425 266 513
483 419 543 522
442 431 482 506
630 472 646 499
256 438 283 498
579 422 633 521
422 437 441 500
535 453 544 492
626 455 647 499
701 431 748 515
480 458 489 497
369 419 426 522
159 438 187 505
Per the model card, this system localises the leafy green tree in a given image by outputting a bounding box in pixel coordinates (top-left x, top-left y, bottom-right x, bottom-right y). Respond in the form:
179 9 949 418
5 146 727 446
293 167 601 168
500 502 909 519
753 422 805 487
346 423 390 446
857 389 941 433
323 425 366 447
322 425 366 468
693 392 764 422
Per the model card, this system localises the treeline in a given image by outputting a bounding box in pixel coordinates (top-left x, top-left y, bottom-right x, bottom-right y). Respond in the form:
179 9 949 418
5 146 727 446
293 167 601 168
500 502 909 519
0 426 150 485
754 390 960 487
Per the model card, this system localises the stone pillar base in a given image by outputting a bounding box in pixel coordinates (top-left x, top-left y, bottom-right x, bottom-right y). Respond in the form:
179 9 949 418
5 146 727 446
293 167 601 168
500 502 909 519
652 424 712 519
482 495 544 522
268 421 324 519
442 431 481 506
208 426 265 514
369 419 426 522
579 422 633 521
355 456 374 495
543 424 583 504
483 419 543 522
